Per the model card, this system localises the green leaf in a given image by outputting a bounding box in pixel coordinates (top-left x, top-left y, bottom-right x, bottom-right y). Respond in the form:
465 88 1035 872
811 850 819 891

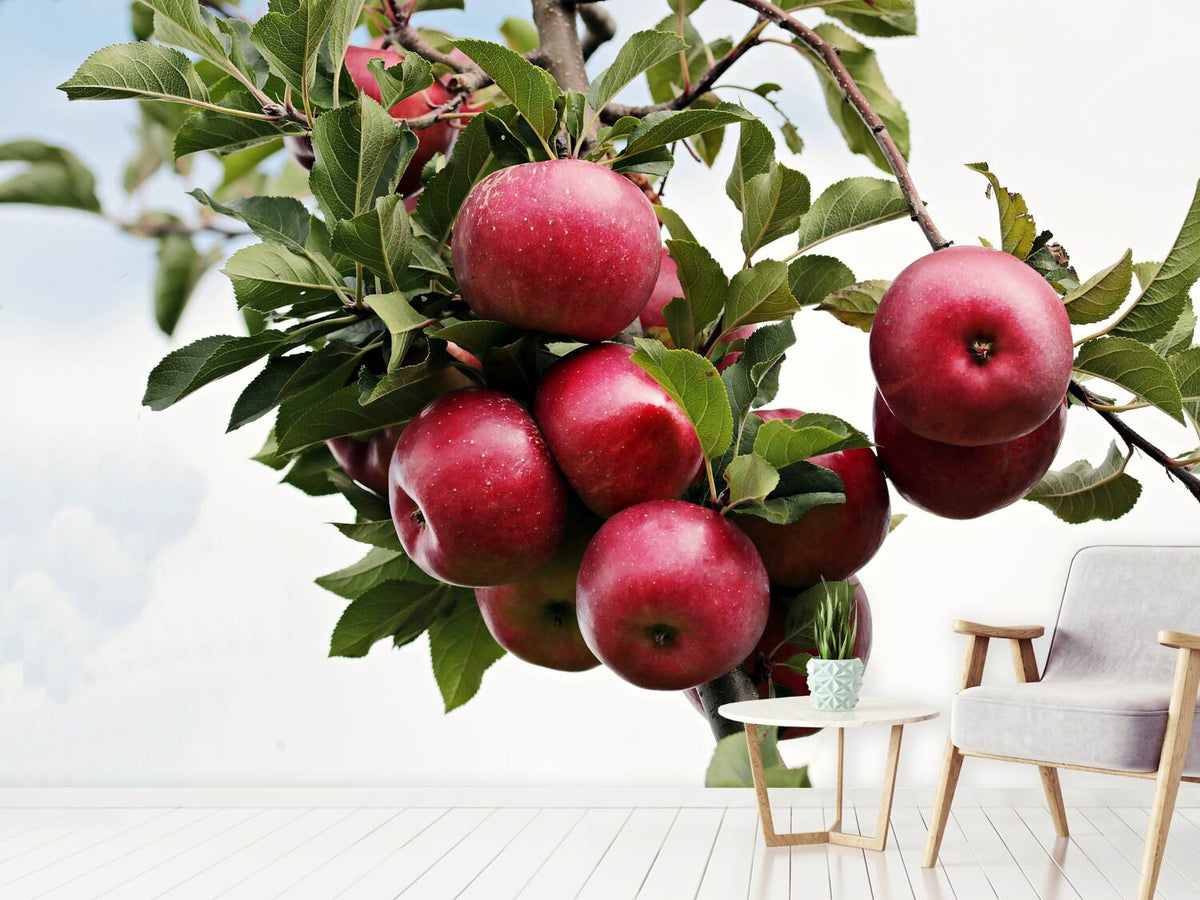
794 176 907 254
733 461 846 525
153 234 220 335
428 598 506 712
227 353 309 431
817 279 890 332
368 292 429 371
280 443 338 496
275 381 441 453
588 30 687 115
662 297 695 352
58 42 210 106
1024 442 1141 523
623 103 754 157
1155 300 1196 358
190 189 309 251
333 519 404 552
964 162 1036 259
630 339 733 459
367 54 433 109
453 38 560 138
138 0 230 67
1170 347 1200 424
666 240 727 333
331 194 412 291
1113 180 1200 344
310 97 416 223
174 89 296 157
1061 249 1133 325
721 321 797 473
1073 336 1184 422
741 163 811 259
316 546 435 600
143 331 286 411
800 24 908 172
499 17 540 54
723 259 799 334
726 118 774 213
327 0 367 102
724 453 780 508
415 112 495 243
329 581 449 658
131 1 155 40
822 0 917 37
428 319 520 356
788 254 856 307
706 728 811 788
0 141 101 213
223 241 344 312
655 205 698 243
250 0 342 101
753 414 871 469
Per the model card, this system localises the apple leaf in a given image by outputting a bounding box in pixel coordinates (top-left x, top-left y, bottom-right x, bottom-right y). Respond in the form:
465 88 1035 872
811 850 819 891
368 292 430 371
631 338 733 460
138 0 229 64
726 118 775 213
227 354 310 432
329 581 451 658
416 112 495 243
367 54 434 110
705 727 811 788
317 546 436 600
964 162 1037 260
1061 249 1133 325
174 90 297 158
719 321 796 478
500 17 540 53
823 0 917 38
274 382 442 454
281 444 338 497
333 520 405 552
153 233 220 336
588 30 687 116
1113 180 1200 344
143 331 287 411
326 0 368 103
734 461 845 525
190 189 310 251
250 0 342 102
662 297 695 352
0 140 102 212
721 260 799 335
793 177 907 255
223 241 344 312
622 103 754 157
58 42 210 106
1073 336 1184 423
310 97 416 223
1024 442 1141 523
428 597 507 712
753 414 871 469
1170 347 1200 424
666 240 727 335
454 38 561 139
654 205 699 243
787 255 856 308
816 279 890 332
741 163 811 260
1155 300 1196 357
331 195 412 292
724 453 780 510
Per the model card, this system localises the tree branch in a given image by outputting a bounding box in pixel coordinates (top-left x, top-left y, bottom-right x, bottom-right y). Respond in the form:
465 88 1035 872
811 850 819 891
579 5 617 61
531 0 591 94
602 17 767 123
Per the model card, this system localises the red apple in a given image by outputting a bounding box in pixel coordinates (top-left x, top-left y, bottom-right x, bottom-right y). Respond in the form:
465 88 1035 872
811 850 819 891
327 425 403 495
734 409 890 589
638 248 682 332
475 528 599 672
388 388 567 586
873 390 1067 519
869 245 1073 446
684 576 873 739
451 159 662 341
576 500 770 690
445 342 482 371
533 343 703 517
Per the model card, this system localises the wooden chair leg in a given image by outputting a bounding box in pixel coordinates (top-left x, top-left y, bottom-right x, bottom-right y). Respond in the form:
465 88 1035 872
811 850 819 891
1037 766 1069 837
923 738 964 867
1138 646 1200 900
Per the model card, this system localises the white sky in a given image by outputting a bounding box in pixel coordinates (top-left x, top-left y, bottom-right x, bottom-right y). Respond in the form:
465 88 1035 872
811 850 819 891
1 0 1199 791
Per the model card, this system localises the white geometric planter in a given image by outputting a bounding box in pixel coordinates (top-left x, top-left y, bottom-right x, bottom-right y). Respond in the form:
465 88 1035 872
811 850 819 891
807 657 865 710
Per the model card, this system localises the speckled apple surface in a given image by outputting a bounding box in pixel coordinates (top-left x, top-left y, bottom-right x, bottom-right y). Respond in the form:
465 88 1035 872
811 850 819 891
326 425 404 495
638 248 682 331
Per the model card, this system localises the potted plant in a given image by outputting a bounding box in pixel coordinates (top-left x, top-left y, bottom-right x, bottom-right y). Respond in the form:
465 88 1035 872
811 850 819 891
806 582 864 711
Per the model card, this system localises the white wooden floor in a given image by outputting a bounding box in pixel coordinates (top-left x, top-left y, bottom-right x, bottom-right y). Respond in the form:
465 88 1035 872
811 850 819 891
1 796 1199 898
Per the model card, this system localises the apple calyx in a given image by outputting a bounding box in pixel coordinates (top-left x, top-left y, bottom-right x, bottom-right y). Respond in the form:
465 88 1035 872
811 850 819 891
970 338 993 363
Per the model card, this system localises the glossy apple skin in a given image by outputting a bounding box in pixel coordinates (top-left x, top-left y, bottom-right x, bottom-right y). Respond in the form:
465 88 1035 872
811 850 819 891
684 577 873 739
452 159 662 341
873 390 1067 519
327 426 404 495
638 248 682 332
388 388 567 586
534 343 704 517
734 409 890 589
869 246 1073 446
475 529 599 672
577 500 770 691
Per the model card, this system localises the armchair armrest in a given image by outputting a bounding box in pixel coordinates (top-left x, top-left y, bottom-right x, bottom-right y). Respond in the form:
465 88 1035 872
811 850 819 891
1160 630 1200 650
954 620 1045 640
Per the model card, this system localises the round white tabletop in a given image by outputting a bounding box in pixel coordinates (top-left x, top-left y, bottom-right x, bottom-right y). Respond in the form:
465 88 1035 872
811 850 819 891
718 695 940 729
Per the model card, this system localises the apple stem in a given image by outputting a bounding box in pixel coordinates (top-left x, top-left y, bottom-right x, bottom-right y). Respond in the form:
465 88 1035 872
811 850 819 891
697 666 759 740
704 459 720 506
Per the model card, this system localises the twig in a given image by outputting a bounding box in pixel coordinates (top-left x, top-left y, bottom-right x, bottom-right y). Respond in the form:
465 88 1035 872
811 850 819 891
601 18 768 123
579 5 617 61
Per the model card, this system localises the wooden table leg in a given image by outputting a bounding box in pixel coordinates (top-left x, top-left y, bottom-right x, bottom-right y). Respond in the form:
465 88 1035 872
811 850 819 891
828 724 904 851
832 727 844 833
744 724 828 848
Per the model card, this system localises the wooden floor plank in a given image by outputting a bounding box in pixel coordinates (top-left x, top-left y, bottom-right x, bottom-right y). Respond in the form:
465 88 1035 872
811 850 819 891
0 810 128 870
637 807 724 899
749 806 792 899
401 807 538 899
0 809 79 850
577 807 679 900
917 806 994 899
950 807 1036 900
1014 807 1120 900
518 807 630 900
825 807 872 900
1083 807 1191 899
889 805 955 900
1135 806 1200 862
457 808 585 900
695 806 758 900
984 807 1081 900
0 808 164 888
1111 807 1200 893
331 807 492 899
105 807 309 899
855 806 913 900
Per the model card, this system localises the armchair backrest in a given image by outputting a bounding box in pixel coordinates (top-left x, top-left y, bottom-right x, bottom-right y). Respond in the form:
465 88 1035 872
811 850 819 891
1043 545 1200 684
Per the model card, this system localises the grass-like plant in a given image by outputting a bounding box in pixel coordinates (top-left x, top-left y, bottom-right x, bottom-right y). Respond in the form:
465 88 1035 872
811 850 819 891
813 581 859 661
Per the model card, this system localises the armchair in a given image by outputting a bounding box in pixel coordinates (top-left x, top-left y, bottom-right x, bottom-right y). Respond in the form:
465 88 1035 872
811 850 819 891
923 545 1200 900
